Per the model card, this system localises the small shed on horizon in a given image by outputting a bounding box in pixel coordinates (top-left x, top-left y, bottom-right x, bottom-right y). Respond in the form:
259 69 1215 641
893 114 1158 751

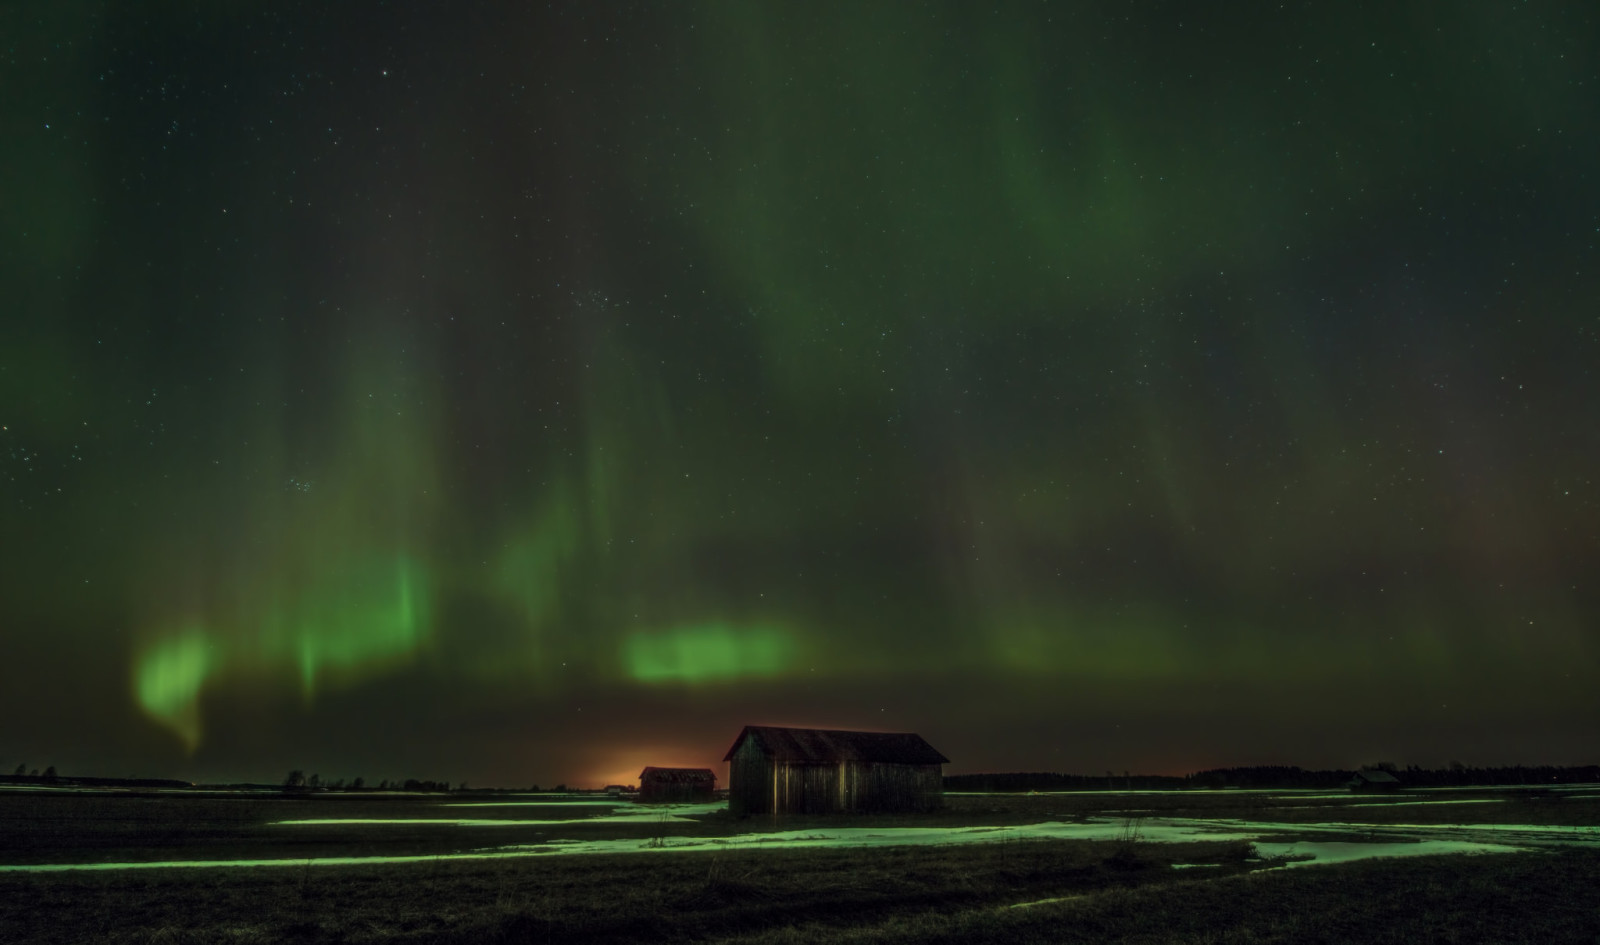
637 767 717 803
1347 768 1403 793
723 725 949 816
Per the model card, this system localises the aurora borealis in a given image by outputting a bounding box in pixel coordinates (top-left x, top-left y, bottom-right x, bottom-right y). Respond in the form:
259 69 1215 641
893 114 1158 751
2 2 1596 788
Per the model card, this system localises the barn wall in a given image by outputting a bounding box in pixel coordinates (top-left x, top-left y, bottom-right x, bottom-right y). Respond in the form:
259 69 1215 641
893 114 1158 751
747 761 943 814
779 763 841 814
729 740 945 815
638 781 713 803
851 762 943 812
728 738 774 815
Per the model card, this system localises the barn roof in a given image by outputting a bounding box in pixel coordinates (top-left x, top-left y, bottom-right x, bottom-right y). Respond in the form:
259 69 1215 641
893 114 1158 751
722 726 950 765
638 766 717 783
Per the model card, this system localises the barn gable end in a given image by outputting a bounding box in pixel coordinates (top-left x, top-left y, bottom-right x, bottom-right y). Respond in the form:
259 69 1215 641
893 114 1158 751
637 766 717 803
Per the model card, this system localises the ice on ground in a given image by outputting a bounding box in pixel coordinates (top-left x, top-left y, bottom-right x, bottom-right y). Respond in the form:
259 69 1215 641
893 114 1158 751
278 802 723 827
1008 894 1086 908
0 851 541 872
1336 798 1505 807
442 800 626 808
1253 839 1523 868
6 805 1597 873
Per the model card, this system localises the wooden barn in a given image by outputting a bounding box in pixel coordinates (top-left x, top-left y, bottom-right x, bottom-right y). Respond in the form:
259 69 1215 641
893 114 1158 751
637 766 717 803
1347 768 1403 793
723 725 949 816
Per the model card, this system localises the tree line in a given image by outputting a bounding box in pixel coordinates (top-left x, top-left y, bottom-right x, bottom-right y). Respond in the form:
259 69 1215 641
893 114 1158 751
945 763 1600 792
8 764 58 779
281 770 567 793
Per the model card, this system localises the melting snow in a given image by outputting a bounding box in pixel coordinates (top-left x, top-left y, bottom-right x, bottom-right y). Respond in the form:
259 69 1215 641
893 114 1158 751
277 802 722 828
3 792 1597 873
1253 839 1524 867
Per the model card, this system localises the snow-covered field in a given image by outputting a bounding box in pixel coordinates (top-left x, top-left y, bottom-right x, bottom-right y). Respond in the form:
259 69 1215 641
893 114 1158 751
2 785 1595 873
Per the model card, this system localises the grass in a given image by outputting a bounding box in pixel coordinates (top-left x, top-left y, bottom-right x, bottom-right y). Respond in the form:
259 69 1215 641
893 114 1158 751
721 848 1600 945
1 787 1596 943
0 835 1249 943
4 843 1596 943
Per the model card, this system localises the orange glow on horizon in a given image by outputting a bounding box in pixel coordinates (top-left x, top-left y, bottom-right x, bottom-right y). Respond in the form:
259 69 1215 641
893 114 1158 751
585 747 726 791
579 722 937 789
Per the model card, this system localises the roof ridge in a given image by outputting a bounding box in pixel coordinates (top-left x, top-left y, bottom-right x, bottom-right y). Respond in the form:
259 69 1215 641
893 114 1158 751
722 724 949 765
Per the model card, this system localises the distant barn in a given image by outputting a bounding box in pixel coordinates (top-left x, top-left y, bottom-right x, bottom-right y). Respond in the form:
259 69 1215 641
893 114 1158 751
637 767 716 803
1347 769 1403 793
723 725 949 815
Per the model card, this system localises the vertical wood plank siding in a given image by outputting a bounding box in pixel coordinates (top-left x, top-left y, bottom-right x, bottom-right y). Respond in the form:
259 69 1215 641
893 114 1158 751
729 738 773 816
637 781 713 803
726 727 948 815
730 754 943 814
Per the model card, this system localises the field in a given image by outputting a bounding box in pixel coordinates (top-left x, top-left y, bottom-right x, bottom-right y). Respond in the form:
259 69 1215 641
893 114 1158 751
1 785 1598 943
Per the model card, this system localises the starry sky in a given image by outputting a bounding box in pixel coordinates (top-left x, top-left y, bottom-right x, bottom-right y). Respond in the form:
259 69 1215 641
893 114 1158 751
2 2 1596 788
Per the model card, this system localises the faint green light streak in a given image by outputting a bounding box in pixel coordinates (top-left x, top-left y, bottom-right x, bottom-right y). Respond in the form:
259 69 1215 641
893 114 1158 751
261 554 430 697
494 481 582 629
133 631 217 752
133 552 433 749
991 612 1188 682
625 622 795 684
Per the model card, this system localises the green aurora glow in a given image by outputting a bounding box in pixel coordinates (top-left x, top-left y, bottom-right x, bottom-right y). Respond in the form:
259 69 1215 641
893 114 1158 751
1 1 1596 785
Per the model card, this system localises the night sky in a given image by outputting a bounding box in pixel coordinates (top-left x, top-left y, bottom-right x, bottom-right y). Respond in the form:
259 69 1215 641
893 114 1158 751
3 2 1596 789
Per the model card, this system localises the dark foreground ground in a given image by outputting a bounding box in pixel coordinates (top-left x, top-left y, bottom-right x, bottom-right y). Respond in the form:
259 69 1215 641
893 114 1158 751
1 789 1597 944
